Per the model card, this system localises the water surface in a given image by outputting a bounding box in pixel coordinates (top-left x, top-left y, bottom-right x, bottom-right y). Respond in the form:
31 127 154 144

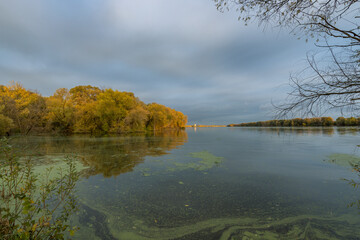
11 127 360 239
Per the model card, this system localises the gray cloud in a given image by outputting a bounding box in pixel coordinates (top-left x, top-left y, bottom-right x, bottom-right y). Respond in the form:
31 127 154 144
0 0 315 124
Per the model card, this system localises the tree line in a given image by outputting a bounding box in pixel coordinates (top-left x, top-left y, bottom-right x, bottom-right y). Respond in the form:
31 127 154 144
228 117 360 127
0 82 187 135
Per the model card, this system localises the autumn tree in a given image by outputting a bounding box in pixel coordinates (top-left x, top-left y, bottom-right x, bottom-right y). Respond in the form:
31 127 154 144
148 103 170 130
0 83 187 135
322 117 334 126
231 116 360 126
147 103 187 130
172 110 188 128
69 85 103 133
0 82 46 134
95 89 139 132
0 105 13 135
45 88 75 134
124 106 150 131
336 117 346 126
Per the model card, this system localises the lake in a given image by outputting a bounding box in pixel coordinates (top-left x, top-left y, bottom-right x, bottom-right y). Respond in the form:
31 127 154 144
10 127 360 239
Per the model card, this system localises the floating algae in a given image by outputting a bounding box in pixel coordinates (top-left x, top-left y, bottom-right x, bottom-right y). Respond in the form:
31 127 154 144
31 157 88 181
169 151 224 172
75 182 360 240
0 156 88 187
75 203 117 240
80 202 360 240
136 151 224 176
327 153 360 168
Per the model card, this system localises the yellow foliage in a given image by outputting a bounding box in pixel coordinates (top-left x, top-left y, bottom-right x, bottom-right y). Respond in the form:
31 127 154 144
0 82 187 135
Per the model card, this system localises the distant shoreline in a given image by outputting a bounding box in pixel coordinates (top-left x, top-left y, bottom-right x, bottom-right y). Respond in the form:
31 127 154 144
227 117 360 127
185 125 360 128
185 125 227 128
186 125 360 128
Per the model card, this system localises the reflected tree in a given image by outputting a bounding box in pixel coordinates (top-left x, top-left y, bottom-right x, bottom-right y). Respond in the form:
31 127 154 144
9 130 188 178
74 131 188 177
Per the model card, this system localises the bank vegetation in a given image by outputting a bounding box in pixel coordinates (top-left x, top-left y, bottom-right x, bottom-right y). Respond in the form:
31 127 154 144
0 82 187 135
229 117 360 127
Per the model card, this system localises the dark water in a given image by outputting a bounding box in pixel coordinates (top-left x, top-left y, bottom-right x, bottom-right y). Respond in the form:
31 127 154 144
10 128 360 239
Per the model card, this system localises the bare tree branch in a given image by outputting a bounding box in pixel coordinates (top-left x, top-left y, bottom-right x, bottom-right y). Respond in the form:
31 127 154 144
215 0 360 117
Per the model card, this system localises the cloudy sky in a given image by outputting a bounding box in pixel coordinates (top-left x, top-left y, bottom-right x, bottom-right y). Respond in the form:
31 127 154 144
0 0 316 124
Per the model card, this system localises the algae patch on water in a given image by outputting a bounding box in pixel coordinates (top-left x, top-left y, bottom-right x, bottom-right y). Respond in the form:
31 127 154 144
170 151 224 172
90 206 360 240
327 153 360 168
137 151 224 176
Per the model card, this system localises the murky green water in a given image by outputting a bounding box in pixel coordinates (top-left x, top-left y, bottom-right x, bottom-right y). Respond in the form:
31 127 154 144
10 127 360 239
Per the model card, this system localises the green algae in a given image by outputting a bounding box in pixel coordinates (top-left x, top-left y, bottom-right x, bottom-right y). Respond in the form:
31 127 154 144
74 188 360 240
0 155 88 189
135 151 224 176
327 153 360 168
168 151 224 172
10 132 360 239
69 215 101 240
75 200 360 240
30 156 88 183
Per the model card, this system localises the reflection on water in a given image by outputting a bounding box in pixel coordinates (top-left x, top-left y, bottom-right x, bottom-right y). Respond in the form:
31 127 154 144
234 126 360 136
10 130 188 177
10 128 360 239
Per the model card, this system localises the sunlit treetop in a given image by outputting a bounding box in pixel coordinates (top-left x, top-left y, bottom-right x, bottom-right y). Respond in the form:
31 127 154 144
0 82 187 135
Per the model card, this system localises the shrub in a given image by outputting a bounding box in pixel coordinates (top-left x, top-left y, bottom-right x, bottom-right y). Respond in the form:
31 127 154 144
0 138 79 239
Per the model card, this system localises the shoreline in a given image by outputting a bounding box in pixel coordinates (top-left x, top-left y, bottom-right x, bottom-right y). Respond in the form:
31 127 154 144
185 125 227 128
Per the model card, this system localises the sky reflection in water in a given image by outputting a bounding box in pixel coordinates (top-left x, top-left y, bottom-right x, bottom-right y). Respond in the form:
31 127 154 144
10 128 360 239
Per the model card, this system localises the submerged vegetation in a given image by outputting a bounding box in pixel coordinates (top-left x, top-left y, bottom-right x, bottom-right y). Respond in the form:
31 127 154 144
171 151 224 172
229 117 360 127
0 138 80 239
3 128 360 239
327 153 360 210
0 82 187 135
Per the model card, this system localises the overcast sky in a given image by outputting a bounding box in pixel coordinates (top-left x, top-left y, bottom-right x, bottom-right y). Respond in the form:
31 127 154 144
0 0 316 124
